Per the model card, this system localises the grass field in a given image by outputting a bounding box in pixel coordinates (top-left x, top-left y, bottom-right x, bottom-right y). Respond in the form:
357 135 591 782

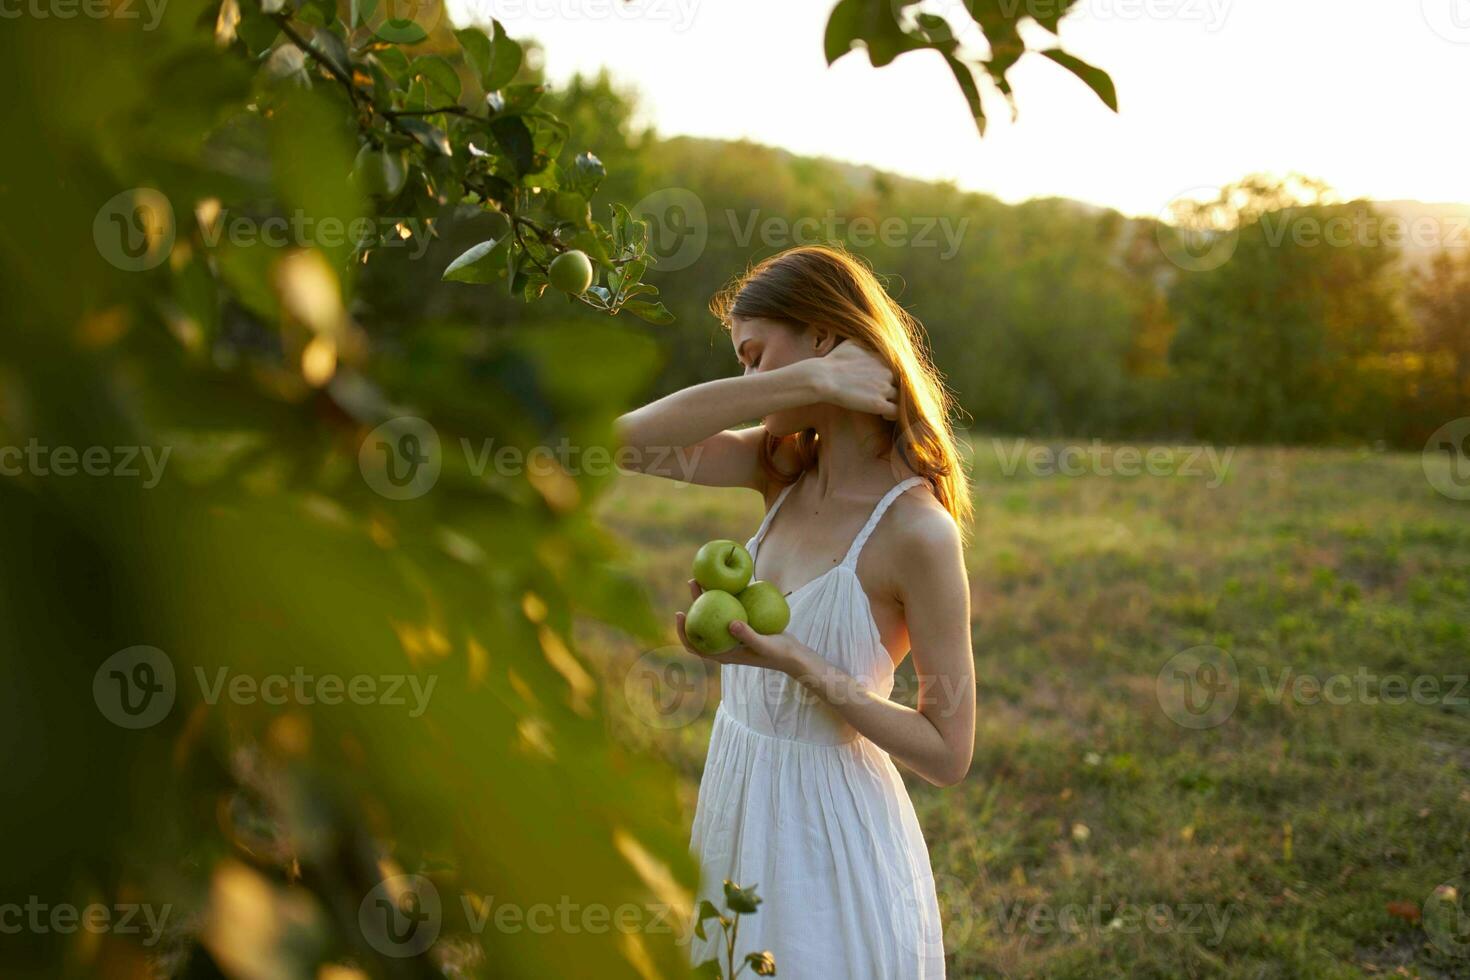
590 438 1470 979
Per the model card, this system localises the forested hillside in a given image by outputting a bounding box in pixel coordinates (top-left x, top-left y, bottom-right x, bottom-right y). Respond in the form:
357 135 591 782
384 74 1467 449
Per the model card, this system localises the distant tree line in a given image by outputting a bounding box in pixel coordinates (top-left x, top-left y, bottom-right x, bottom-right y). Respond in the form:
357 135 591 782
408 76 1468 450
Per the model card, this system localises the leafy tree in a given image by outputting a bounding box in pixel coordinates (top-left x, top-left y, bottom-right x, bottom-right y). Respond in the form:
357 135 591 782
1166 176 1408 443
1406 249 1470 438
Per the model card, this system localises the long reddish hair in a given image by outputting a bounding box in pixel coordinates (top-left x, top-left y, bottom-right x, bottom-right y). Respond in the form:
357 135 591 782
711 245 972 530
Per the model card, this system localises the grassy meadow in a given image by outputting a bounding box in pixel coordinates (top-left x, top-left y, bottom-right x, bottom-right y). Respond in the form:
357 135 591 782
589 438 1470 979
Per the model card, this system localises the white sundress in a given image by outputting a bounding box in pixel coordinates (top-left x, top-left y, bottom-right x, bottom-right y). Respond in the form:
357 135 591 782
688 476 946 979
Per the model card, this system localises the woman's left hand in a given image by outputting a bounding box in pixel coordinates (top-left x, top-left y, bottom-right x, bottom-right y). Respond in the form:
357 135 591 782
674 579 810 675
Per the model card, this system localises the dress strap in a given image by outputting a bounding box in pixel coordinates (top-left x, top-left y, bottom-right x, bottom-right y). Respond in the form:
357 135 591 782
747 480 798 559
841 477 926 568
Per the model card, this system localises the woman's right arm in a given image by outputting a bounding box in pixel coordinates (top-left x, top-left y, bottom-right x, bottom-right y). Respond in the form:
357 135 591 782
614 361 827 490
615 343 899 490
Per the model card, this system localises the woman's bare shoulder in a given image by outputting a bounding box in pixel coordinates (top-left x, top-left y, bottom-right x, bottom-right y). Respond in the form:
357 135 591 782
874 481 964 571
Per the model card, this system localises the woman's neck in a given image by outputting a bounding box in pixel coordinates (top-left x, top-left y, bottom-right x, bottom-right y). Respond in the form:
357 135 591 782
805 407 904 499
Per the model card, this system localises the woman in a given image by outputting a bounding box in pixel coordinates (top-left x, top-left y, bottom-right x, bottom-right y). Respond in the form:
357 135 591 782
617 245 975 978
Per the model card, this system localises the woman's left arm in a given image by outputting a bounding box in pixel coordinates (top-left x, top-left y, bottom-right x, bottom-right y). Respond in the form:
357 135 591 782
722 511 976 787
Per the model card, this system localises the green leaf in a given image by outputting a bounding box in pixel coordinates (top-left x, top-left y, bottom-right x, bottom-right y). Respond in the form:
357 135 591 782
371 46 411 84
399 118 452 156
824 0 864 64
566 151 605 198
623 300 674 325
411 55 461 103
455 26 492 84
1040 48 1118 112
235 5 280 55
1031 0 1081 33
943 55 986 137
824 0 918 67
552 192 591 227
485 19 524 91
491 116 535 175
442 237 511 284
310 26 351 79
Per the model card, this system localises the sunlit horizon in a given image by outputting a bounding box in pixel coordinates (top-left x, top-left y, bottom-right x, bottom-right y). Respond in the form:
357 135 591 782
454 0 1470 219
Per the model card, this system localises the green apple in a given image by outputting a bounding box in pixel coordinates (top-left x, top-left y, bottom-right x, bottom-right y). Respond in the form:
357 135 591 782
548 249 594 295
684 590 747 655
737 581 790 635
353 145 407 199
692 539 754 594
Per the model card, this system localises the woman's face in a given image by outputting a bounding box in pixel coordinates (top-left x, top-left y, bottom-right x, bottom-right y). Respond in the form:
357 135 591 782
730 315 823 436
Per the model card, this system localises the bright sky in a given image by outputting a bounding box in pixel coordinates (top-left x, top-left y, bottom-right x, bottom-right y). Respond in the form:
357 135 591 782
450 0 1470 217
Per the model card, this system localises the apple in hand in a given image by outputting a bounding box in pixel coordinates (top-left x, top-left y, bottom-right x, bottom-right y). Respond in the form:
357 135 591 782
737 581 790 635
691 539 754 594
684 590 748 655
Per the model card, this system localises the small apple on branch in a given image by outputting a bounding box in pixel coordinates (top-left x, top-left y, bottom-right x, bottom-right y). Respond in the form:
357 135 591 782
681 540 791 655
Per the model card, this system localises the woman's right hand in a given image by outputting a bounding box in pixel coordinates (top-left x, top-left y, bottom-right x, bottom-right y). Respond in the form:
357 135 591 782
807 341 899 419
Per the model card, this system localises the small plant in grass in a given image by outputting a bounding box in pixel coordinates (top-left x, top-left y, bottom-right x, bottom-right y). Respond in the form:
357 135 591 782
694 880 777 978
